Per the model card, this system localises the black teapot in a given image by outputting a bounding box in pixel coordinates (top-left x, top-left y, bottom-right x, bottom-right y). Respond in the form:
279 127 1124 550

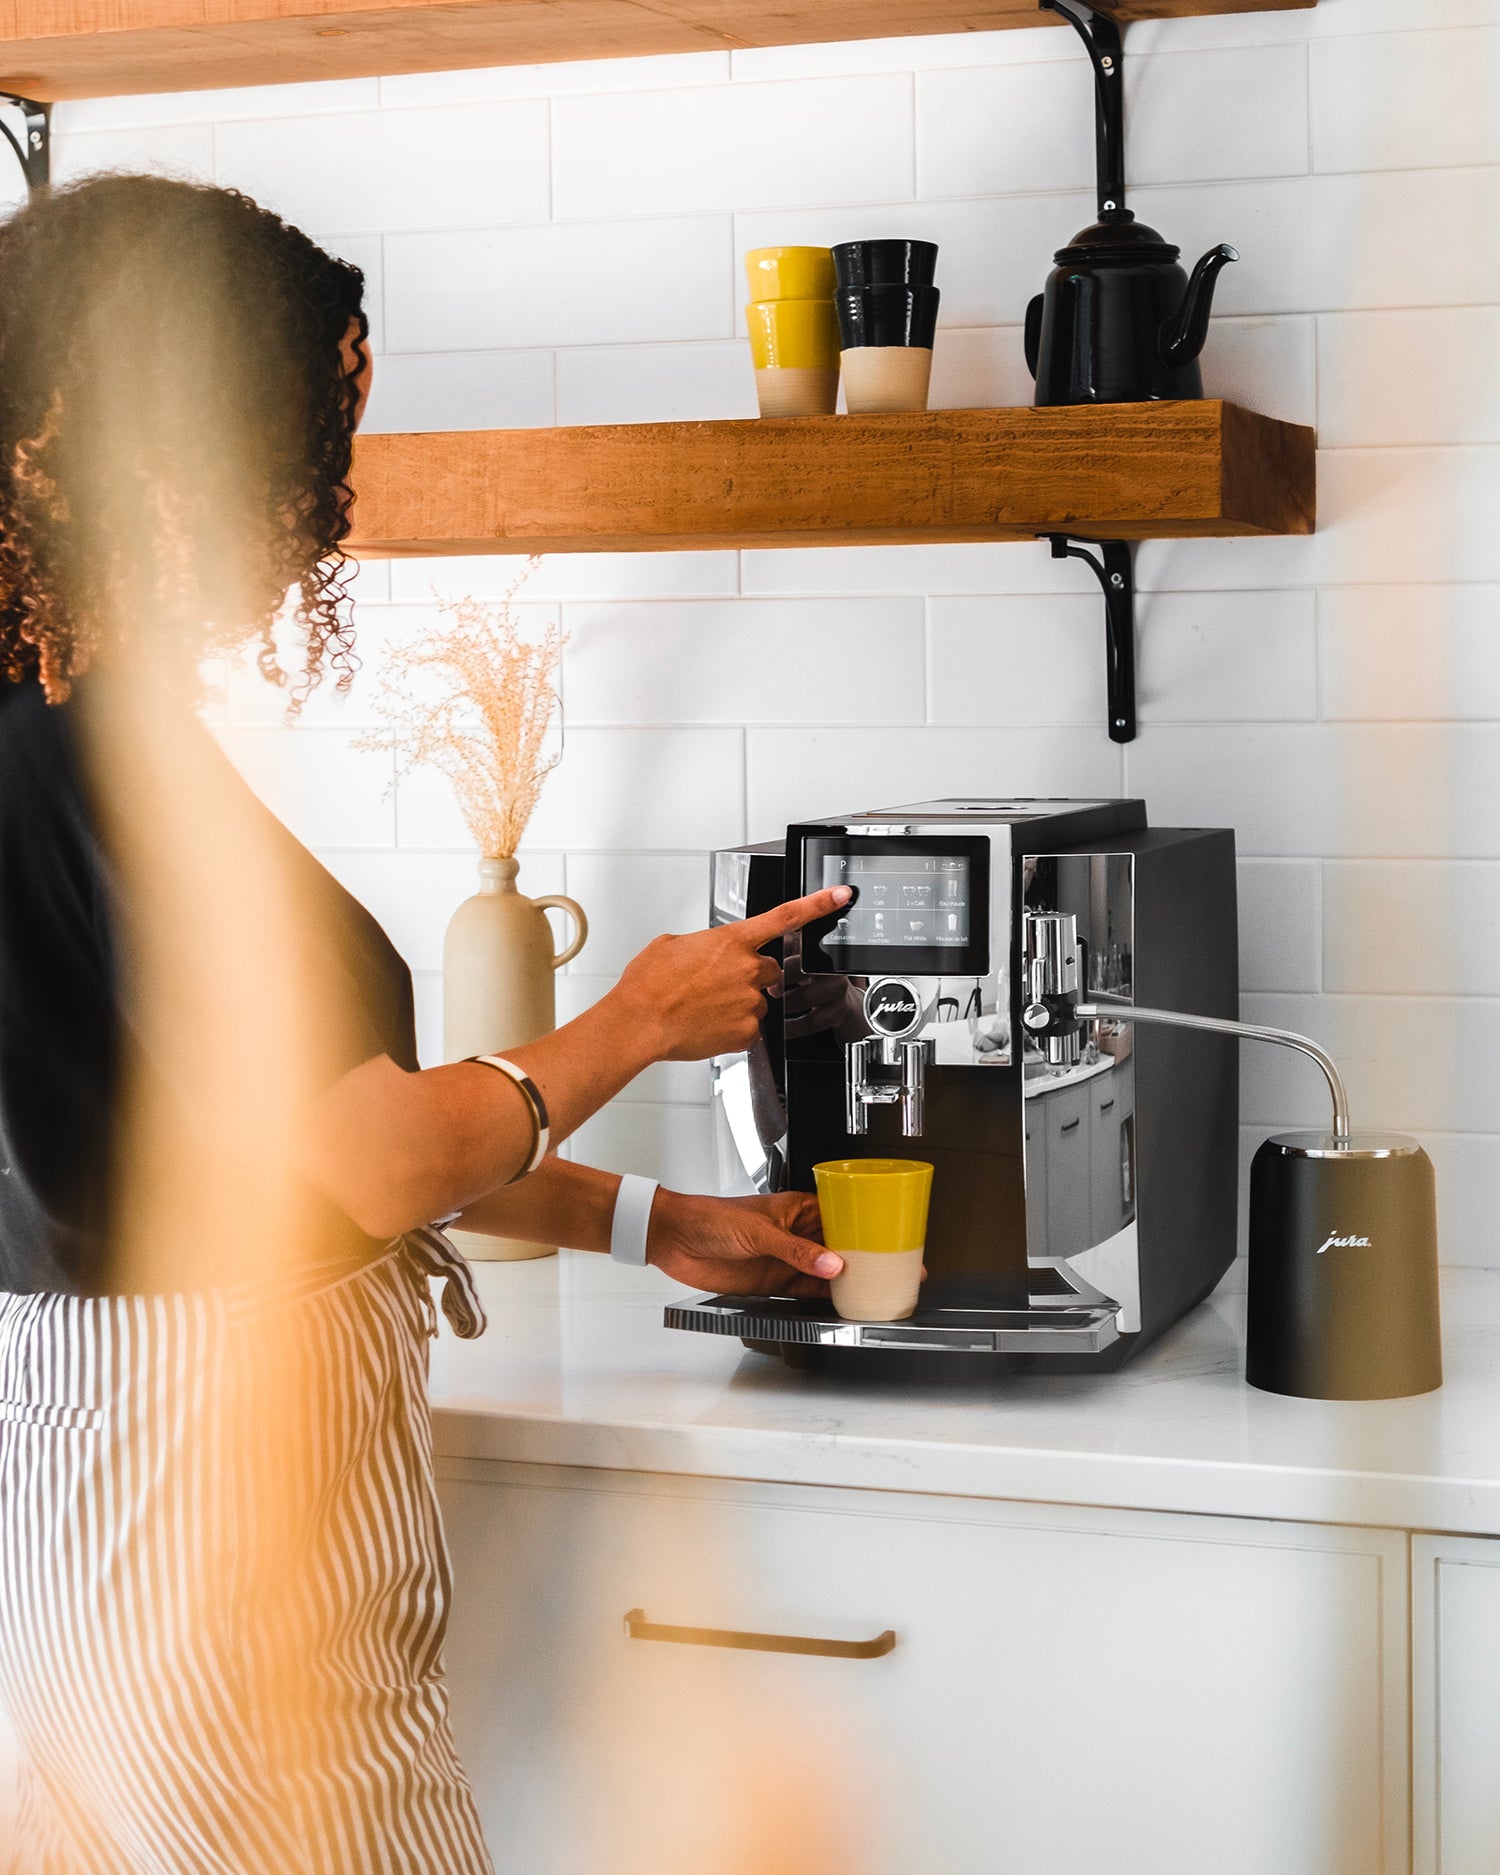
1025 210 1237 405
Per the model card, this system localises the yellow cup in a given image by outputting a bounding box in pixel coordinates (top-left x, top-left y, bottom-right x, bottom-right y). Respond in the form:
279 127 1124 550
814 1158 933 1323
744 244 836 302
745 298 840 371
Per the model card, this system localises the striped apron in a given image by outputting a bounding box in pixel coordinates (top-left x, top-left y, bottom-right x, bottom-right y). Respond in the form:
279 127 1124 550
0 1228 493 1874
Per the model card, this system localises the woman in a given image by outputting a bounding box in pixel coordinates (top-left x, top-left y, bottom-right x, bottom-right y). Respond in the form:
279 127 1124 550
0 174 848 1873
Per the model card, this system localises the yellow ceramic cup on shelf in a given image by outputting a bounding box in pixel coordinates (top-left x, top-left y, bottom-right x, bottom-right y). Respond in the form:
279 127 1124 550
743 246 839 416
744 244 837 303
813 1158 933 1323
745 297 840 417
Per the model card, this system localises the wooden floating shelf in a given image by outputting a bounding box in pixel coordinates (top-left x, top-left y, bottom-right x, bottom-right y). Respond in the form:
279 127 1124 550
2 0 1315 102
346 402 1316 558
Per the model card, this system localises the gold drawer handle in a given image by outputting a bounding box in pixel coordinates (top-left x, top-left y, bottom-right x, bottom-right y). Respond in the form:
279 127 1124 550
624 1608 896 1660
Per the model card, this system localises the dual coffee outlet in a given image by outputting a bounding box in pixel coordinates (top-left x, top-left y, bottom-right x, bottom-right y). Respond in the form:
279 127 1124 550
745 241 938 418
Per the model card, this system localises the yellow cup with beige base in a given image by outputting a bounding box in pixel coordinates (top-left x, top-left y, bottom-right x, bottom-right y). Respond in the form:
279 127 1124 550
744 245 840 417
745 298 840 416
813 1158 933 1322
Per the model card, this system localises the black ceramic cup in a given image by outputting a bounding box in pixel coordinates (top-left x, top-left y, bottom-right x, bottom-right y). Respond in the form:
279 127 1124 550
832 239 939 289
834 283 940 351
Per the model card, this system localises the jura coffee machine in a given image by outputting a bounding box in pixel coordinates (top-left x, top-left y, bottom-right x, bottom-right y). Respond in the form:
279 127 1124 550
668 799 1239 1375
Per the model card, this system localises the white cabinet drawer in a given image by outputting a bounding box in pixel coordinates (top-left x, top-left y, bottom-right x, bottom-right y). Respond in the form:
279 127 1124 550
439 1462 1408 1875
1414 1533 1500 1874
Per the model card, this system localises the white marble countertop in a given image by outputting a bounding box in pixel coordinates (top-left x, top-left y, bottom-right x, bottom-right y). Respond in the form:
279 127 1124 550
429 1253 1500 1537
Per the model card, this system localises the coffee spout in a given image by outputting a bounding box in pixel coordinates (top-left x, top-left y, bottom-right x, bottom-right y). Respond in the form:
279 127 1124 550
1159 244 1238 371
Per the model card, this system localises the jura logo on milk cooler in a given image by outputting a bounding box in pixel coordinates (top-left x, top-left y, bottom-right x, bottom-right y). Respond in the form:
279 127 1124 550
864 978 923 1039
1316 1231 1372 1254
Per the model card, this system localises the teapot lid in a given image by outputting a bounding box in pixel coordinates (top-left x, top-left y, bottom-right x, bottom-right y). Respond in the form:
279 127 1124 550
1055 208 1180 265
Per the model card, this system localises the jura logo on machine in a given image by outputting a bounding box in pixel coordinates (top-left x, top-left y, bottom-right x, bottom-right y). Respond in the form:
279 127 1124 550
1316 1231 1372 1254
864 978 923 1038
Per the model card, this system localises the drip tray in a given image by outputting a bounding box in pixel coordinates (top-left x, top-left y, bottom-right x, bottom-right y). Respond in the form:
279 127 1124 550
665 1286 1122 1356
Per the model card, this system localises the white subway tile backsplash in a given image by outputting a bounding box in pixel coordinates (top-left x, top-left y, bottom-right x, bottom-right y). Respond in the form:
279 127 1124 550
1312 28 1500 174
401 727 744 851
1135 591 1318 723
560 854 709 974
412 968 443 1067
56 78 379 132
1238 860 1321 993
381 52 731 107
215 727 395 849
928 596 1103 726
385 217 732 353
571 1103 719 1192
1412 1134 1500 1269
916 58 1095 200
926 327 1035 411
730 29 1065 82
1126 725 1500 859
1319 586 1500 722
554 74 914 220
1204 316 1317 429
1323 860 1500 996
361 350 555 432
556 341 754 425
1241 992 1500 1135
1318 309 1500 448
746 726 1122 841
215 102 549 234
563 598 925 725
1134 168 1500 316
919 44 1307 201
742 542 1067 597
389 552 739 603
53 123 214 186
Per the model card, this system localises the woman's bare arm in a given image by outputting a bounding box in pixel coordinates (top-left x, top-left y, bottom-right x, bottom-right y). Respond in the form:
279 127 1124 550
460 1156 842 1291
297 884 849 1240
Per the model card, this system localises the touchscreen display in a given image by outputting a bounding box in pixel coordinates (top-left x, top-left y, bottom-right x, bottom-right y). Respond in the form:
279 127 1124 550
820 852 971 948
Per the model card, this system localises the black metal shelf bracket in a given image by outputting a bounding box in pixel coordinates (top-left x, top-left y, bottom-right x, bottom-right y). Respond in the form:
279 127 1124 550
1040 0 1126 217
1046 536 1137 744
0 94 51 194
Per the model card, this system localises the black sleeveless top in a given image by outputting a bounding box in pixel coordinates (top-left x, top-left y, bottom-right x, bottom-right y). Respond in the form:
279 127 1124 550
0 678 418 1294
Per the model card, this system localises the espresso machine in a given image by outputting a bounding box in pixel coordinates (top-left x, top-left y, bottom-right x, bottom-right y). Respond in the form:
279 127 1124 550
669 798 1239 1375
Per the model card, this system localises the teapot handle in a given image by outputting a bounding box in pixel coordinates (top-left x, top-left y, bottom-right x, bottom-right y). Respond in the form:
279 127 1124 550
533 896 589 970
1024 294 1043 380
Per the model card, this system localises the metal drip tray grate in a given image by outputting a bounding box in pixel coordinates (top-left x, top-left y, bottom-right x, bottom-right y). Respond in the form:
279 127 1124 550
665 1282 1122 1356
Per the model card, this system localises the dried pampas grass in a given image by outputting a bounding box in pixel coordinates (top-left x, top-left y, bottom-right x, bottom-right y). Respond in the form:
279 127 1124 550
357 561 564 859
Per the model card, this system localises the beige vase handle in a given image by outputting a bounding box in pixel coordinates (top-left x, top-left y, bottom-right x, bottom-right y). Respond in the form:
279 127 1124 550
533 895 588 970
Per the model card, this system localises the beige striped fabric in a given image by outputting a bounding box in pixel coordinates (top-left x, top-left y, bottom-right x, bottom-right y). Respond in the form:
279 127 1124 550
0 1237 493 1873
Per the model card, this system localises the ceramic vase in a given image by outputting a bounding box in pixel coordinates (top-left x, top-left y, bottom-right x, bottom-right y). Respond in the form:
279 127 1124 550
443 856 587 1260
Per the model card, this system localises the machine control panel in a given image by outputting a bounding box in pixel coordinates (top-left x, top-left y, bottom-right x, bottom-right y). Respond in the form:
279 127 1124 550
798 832 991 980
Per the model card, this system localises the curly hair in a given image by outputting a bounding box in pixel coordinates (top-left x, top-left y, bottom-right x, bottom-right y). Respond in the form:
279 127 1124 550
0 174 367 706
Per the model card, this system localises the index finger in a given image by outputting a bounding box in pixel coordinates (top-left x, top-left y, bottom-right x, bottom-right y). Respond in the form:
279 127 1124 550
739 885 852 946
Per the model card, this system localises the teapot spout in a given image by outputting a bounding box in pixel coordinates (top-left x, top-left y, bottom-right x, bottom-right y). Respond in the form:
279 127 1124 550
1159 244 1238 371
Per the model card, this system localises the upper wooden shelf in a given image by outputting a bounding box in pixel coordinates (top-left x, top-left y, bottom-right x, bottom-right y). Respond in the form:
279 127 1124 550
346 402 1315 558
3 0 1315 102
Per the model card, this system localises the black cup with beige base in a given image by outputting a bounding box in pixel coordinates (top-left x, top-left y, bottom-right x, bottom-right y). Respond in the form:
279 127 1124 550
832 240 940 413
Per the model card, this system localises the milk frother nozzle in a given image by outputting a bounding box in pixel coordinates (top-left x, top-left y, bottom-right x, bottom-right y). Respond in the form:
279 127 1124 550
1072 997 1351 1145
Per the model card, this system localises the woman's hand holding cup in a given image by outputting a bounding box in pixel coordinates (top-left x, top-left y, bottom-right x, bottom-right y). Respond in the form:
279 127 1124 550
611 885 851 1063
